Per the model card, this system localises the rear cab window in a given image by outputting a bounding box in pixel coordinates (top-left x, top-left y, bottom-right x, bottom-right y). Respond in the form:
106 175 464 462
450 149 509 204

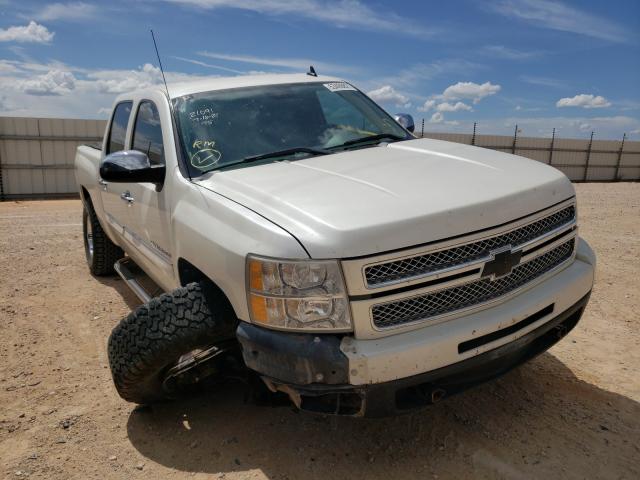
131 101 165 166
106 101 133 154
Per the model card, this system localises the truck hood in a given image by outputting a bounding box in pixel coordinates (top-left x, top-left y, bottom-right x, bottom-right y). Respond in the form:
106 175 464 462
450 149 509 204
194 138 574 258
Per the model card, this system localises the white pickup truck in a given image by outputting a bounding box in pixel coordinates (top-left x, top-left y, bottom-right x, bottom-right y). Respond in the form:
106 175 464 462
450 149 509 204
75 73 595 416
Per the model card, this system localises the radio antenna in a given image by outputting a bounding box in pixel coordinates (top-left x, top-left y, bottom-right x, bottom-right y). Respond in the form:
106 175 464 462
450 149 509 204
150 29 170 99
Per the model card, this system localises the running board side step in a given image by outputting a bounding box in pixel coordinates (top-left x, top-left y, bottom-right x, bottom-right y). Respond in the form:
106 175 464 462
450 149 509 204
114 258 162 304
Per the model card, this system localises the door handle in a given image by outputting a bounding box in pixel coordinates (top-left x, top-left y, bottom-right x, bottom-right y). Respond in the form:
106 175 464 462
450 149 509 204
120 191 134 204
98 179 108 190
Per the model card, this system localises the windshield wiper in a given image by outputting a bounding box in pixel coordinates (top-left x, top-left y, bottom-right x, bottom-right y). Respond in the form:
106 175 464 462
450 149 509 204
328 133 406 150
212 147 329 171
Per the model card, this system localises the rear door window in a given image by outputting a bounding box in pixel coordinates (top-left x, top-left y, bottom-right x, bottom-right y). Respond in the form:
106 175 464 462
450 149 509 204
131 101 165 166
107 101 133 154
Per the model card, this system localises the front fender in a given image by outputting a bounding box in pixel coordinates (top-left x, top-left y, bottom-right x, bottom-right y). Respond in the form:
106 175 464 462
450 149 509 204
171 179 309 321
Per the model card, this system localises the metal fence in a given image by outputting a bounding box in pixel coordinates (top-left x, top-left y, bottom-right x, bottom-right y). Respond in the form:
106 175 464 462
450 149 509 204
1 116 639 200
0 117 105 200
417 123 640 182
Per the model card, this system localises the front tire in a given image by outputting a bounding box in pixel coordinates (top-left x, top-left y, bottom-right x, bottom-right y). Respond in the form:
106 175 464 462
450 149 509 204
107 282 237 404
82 201 123 276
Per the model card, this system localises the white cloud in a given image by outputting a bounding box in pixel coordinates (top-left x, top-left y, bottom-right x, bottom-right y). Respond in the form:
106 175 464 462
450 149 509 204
33 2 99 22
556 94 611 109
0 21 54 43
481 45 540 60
417 80 501 124
20 69 76 95
520 75 565 88
381 59 482 88
427 113 463 126
442 81 501 104
617 100 640 112
198 51 358 76
0 60 212 118
367 85 409 107
429 112 444 123
172 56 246 74
86 63 163 94
488 0 631 43
418 99 436 112
418 100 473 113
0 60 21 73
436 101 472 112
166 0 433 37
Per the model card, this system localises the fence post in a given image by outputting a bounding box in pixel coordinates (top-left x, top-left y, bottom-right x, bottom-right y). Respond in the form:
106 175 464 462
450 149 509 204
614 133 626 181
471 122 477 146
548 128 555 165
36 118 45 193
421 118 424 137
583 131 594 182
511 124 518 154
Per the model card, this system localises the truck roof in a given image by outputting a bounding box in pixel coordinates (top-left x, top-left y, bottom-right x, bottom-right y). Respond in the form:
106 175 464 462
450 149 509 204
118 73 344 102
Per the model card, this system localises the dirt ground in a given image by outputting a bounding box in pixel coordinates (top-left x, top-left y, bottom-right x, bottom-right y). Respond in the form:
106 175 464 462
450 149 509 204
0 183 638 480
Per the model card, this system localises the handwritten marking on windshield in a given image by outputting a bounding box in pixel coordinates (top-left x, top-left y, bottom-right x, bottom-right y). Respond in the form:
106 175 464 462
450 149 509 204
189 108 219 126
190 148 221 169
192 139 216 149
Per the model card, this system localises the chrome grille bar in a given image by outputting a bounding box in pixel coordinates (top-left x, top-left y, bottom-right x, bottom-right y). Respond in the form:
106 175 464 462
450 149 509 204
371 239 575 329
364 205 575 288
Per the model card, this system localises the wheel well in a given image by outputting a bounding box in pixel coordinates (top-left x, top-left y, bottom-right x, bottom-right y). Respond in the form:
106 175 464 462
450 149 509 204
80 186 91 206
177 258 236 316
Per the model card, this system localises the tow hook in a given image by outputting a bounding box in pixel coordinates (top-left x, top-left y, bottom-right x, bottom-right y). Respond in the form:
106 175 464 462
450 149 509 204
555 324 568 339
431 388 446 403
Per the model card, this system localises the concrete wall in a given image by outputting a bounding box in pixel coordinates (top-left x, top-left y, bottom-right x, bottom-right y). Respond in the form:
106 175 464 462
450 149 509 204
0 116 638 199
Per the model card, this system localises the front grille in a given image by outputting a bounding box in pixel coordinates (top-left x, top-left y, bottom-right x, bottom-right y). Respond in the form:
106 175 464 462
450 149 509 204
365 205 575 287
371 239 575 329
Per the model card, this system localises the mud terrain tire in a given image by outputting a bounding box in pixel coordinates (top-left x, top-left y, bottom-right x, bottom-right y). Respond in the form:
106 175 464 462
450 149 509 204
82 201 123 276
107 282 236 404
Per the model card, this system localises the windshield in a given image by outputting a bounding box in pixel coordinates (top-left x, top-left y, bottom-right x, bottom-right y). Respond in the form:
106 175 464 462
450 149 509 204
172 81 410 175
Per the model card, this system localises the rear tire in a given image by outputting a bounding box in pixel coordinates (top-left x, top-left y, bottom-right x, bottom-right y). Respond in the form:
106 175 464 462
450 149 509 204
82 201 123 276
107 282 237 404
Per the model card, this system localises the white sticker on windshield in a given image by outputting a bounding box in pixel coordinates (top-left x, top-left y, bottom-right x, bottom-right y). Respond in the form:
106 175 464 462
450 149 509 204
323 82 356 92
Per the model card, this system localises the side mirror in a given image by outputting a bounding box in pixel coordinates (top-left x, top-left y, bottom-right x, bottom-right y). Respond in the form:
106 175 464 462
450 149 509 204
100 150 165 184
393 113 415 133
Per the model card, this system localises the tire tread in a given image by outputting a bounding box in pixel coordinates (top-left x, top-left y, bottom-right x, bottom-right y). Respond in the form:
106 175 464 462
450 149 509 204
108 282 235 404
83 202 123 276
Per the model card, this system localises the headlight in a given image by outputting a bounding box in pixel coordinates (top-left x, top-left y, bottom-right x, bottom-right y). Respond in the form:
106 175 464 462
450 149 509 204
246 255 352 332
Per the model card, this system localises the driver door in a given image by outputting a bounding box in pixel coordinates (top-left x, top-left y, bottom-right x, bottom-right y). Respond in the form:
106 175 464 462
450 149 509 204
100 101 134 241
122 100 174 287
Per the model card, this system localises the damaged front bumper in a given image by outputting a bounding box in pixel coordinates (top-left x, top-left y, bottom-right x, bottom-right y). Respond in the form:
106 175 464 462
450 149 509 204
237 291 591 417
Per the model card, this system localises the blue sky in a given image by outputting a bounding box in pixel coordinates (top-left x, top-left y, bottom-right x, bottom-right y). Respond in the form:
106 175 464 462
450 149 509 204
0 0 638 139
